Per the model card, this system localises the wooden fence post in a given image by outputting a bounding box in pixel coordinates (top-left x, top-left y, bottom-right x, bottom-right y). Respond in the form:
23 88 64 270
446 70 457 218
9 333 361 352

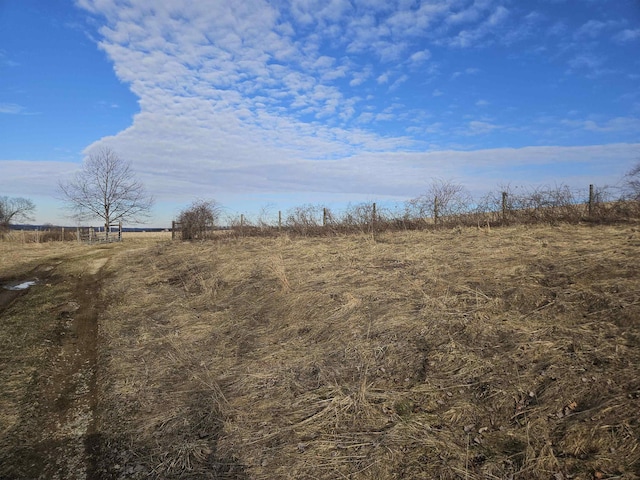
372 202 377 234
588 184 594 217
171 221 176 240
502 191 508 222
278 211 282 231
61 227 65 242
434 196 439 226
240 214 244 236
323 208 327 227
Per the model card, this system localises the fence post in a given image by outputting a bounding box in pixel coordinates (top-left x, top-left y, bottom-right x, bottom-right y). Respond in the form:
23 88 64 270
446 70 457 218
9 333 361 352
434 196 439 226
172 221 176 240
588 184 594 217
502 191 508 222
372 202 377 234
240 214 244 237
118 221 122 241
278 211 282 231
77 227 80 244
323 208 327 227
61 227 64 242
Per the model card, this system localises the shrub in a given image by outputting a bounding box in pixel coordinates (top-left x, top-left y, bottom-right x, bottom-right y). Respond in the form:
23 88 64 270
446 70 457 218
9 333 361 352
177 200 221 240
405 180 473 227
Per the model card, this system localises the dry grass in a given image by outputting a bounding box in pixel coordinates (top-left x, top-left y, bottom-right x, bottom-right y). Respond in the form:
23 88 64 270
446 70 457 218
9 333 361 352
0 229 172 246
0 239 84 278
121 230 173 241
91 224 640 479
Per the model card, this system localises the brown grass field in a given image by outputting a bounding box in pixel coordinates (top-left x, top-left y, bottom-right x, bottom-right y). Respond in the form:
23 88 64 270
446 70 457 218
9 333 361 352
1 224 639 479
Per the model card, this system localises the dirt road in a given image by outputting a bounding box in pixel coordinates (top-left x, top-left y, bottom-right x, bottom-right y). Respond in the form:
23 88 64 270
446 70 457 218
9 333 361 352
0 250 110 479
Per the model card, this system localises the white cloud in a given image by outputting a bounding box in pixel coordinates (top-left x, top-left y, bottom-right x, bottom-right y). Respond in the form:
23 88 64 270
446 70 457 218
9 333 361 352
371 40 409 62
567 53 604 71
446 6 510 48
464 120 499 136
408 49 431 66
567 116 640 133
375 113 395 121
452 67 480 79
389 74 408 91
574 20 619 39
4 144 638 213
613 29 640 43
40 0 636 225
0 161 78 197
0 49 20 67
0 103 25 114
376 71 390 84
349 66 372 86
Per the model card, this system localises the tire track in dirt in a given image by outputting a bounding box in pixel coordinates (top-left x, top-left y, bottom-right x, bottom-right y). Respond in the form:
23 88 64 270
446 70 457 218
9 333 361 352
38 257 108 480
0 257 109 479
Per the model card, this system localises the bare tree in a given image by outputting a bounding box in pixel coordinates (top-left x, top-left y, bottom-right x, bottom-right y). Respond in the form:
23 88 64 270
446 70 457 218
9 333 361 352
623 161 640 201
59 147 153 238
0 196 36 235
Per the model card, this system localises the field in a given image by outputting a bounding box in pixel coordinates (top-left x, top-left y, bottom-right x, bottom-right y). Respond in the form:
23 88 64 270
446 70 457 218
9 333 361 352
1 224 639 479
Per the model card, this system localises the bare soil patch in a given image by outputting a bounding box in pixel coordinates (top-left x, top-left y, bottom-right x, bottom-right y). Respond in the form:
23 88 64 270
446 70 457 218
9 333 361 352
0 245 113 479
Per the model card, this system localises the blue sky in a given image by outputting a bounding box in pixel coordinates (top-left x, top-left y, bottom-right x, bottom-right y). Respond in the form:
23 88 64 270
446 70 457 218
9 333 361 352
1 0 639 226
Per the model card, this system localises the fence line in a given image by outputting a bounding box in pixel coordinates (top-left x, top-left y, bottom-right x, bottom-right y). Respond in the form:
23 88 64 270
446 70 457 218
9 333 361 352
3 222 124 243
170 183 638 240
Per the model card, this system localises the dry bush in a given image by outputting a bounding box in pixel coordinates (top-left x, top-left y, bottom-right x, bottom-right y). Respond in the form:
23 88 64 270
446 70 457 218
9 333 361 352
622 161 640 202
587 184 640 222
227 214 280 239
474 184 586 227
95 224 640 479
406 179 474 228
177 200 221 240
284 204 329 236
337 202 378 234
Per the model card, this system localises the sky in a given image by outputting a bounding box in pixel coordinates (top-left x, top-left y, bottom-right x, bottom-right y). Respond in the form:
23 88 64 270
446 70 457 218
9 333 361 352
1 0 639 227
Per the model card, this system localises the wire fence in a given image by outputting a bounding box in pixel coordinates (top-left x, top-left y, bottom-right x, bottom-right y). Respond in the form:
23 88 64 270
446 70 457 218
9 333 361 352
2 223 123 243
172 184 640 240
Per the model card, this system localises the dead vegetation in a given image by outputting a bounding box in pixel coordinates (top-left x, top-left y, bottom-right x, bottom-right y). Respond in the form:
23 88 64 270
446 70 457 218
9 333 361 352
90 224 640 479
218 184 640 240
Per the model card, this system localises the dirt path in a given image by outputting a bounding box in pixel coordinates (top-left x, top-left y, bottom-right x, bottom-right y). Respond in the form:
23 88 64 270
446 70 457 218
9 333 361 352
0 255 109 479
39 260 106 479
